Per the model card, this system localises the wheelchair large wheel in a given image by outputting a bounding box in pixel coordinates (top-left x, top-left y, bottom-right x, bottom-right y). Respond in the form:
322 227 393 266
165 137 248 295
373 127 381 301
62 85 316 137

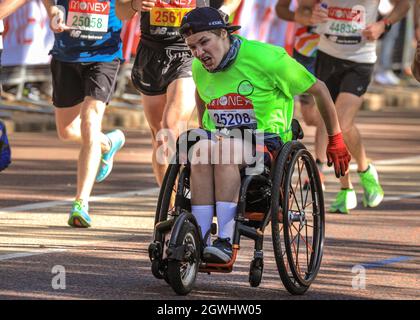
150 163 191 280
271 141 325 295
167 220 200 295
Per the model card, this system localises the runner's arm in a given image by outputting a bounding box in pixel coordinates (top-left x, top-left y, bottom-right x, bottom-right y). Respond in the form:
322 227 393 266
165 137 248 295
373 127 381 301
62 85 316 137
0 0 27 20
41 0 69 32
363 0 410 40
116 0 136 21
195 90 205 128
116 0 156 20
306 80 351 178
294 0 326 26
275 0 294 22
305 80 340 136
219 0 242 16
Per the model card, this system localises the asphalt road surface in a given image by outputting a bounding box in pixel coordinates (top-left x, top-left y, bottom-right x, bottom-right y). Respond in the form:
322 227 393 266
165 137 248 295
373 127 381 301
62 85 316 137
0 108 418 300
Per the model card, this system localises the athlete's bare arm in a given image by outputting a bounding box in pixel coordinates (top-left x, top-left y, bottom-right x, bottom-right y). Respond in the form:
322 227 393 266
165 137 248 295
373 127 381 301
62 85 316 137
116 0 156 21
294 0 327 26
219 0 242 16
195 90 206 128
275 0 294 22
363 0 410 41
0 0 27 20
305 79 341 136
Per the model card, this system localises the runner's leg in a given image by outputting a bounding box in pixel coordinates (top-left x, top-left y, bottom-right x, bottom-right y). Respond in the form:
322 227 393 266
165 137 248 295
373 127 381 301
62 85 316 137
76 96 107 200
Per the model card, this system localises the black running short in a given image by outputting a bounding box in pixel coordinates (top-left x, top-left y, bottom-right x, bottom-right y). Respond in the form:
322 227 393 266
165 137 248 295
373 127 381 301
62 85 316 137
131 41 193 96
315 50 374 102
50 58 121 108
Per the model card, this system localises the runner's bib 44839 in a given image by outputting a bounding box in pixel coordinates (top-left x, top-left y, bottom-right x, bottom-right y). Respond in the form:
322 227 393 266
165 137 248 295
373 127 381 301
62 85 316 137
323 5 366 45
150 0 196 27
67 0 110 40
207 94 257 129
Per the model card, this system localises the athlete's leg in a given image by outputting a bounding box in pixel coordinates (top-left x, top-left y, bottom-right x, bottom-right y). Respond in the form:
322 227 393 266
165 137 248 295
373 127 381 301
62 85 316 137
76 96 107 201
190 139 215 244
142 93 167 186
55 103 111 153
143 77 196 186
335 92 368 173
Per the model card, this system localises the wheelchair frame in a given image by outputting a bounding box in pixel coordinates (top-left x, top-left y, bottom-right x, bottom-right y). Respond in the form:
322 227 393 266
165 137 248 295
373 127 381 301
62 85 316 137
148 133 325 296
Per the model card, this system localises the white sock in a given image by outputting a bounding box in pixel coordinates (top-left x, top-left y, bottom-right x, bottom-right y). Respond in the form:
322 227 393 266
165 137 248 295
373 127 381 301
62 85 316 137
191 205 214 245
216 201 237 242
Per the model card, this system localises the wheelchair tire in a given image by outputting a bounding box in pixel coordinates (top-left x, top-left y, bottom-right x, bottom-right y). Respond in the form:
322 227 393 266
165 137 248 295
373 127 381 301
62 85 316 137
271 141 325 295
249 258 264 287
167 220 200 295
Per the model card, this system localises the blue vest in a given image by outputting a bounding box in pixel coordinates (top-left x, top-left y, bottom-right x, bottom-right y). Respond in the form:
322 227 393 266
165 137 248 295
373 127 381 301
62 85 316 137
50 0 122 62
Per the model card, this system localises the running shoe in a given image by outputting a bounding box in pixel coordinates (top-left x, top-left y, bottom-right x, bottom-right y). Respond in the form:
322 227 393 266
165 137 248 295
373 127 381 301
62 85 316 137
203 238 232 263
329 189 357 214
96 129 125 183
359 164 384 208
68 200 91 228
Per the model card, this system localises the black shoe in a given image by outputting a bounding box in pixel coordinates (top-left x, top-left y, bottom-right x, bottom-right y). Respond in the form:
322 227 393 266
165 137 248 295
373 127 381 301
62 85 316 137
203 238 233 263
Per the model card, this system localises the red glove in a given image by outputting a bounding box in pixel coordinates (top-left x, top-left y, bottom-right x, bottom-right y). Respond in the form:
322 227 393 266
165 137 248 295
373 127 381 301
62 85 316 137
326 132 351 178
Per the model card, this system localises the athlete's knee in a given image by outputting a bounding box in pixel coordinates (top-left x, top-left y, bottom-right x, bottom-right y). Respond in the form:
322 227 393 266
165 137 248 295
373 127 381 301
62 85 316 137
56 126 79 142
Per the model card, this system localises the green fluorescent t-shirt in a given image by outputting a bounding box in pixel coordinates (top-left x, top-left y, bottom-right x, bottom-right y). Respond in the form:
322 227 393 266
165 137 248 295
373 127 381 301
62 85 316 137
192 35 317 142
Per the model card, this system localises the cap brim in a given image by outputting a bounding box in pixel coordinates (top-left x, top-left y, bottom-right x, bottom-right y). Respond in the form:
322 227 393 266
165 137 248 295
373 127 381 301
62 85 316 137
226 25 241 33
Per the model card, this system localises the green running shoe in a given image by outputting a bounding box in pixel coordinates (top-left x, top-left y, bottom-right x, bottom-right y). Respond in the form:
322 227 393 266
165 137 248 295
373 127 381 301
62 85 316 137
96 129 125 183
329 189 357 214
68 200 91 228
359 164 384 208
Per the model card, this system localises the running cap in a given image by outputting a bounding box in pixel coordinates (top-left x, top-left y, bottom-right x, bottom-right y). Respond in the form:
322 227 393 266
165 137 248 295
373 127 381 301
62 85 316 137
179 7 241 38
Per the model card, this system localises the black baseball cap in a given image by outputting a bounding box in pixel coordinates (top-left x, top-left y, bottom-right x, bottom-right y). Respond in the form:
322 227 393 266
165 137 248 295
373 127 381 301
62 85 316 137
179 7 241 38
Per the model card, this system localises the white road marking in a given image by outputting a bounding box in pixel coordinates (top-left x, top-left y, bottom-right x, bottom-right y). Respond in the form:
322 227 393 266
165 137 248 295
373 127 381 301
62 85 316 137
0 249 67 261
0 188 160 214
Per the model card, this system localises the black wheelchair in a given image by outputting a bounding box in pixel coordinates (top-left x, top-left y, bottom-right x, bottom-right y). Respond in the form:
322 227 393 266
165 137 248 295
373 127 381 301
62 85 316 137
148 121 325 295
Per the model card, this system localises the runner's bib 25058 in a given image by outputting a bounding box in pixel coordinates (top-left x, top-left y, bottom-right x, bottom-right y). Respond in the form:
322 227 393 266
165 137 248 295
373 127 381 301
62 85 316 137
150 0 196 27
67 0 110 40
207 94 257 128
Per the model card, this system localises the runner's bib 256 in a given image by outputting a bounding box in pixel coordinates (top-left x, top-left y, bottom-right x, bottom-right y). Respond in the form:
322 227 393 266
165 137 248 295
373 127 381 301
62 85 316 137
67 0 110 40
208 94 257 129
150 0 196 27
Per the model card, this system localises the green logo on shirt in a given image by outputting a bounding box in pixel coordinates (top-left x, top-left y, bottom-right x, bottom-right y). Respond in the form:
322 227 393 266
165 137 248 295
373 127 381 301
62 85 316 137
237 80 254 96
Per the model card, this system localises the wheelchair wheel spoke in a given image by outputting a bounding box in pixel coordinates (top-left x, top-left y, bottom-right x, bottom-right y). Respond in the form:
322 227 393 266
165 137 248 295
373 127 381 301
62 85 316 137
291 223 314 255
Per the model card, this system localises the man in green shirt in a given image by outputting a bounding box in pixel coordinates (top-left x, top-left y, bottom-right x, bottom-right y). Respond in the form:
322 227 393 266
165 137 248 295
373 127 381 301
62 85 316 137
179 7 350 263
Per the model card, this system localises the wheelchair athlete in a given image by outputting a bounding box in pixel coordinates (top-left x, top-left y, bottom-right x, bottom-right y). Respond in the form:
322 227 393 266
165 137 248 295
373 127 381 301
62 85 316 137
179 7 351 264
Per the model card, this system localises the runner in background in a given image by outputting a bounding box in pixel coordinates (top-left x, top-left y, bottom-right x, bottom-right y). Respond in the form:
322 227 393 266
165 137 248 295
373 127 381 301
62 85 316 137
0 0 28 89
0 0 29 173
297 0 410 213
42 0 126 228
116 0 242 186
276 0 327 190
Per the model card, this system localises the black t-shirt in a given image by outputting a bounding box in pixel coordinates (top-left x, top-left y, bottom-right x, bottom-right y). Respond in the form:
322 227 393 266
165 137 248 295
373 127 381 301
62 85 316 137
140 1 222 48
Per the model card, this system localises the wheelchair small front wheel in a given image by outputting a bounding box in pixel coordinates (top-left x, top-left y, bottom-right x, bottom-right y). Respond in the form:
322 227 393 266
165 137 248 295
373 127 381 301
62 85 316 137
249 258 264 287
167 220 200 295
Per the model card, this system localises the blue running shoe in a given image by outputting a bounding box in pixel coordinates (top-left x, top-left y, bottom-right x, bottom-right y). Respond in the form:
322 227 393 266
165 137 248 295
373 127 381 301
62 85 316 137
96 129 125 183
68 200 91 228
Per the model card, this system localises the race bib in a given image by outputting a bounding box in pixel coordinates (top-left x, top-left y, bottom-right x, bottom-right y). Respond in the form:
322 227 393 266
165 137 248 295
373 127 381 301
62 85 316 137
324 5 366 44
150 0 196 27
67 0 110 40
208 94 257 128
